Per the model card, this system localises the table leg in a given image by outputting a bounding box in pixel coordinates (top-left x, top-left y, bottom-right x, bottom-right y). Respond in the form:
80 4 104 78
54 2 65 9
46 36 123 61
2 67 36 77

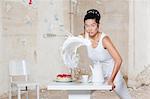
68 91 91 99
17 87 21 99
36 85 39 99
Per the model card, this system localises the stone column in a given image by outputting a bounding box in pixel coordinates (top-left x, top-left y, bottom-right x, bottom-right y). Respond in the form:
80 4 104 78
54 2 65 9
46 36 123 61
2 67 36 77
128 0 150 87
0 0 2 54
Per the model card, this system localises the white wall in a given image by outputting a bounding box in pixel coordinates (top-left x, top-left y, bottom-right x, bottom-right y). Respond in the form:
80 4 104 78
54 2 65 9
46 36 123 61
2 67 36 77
0 0 1 63
128 0 150 87
0 0 10 96
35 0 71 85
1 0 150 97
0 0 71 97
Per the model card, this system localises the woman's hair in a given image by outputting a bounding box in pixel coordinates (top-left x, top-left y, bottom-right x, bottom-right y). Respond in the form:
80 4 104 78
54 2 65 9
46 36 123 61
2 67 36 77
84 9 101 24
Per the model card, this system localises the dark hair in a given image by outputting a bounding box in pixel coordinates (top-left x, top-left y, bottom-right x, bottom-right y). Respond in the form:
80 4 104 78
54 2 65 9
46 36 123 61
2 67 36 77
84 9 101 24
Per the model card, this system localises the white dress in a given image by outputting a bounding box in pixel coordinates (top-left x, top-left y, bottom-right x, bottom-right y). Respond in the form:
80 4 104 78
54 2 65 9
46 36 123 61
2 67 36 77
87 32 131 99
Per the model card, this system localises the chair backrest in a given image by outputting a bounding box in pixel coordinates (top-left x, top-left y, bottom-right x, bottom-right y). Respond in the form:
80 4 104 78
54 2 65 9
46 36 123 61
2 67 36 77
9 59 28 82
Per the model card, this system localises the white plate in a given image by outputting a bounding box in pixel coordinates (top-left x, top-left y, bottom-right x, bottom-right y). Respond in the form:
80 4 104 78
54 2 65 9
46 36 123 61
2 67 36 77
54 79 74 83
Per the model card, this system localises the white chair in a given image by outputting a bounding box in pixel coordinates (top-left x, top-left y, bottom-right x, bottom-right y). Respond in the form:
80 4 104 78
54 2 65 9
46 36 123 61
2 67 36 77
9 59 39 99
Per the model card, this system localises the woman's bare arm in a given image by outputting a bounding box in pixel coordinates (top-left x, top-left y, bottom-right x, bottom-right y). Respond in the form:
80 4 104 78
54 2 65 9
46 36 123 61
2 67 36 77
103 36 122 87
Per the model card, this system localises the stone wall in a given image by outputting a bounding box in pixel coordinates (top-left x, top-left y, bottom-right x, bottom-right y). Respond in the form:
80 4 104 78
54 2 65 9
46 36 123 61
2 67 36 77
128 0 150 87
0 0 71 97
0 0 150 97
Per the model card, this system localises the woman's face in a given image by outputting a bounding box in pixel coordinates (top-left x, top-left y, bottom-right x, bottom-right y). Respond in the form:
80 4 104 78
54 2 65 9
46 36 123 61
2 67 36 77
84 19 99 37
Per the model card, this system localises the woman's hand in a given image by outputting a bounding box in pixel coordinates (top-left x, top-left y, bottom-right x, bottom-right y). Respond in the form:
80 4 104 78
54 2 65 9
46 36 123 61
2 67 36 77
85 32 89 39
107 79 116 91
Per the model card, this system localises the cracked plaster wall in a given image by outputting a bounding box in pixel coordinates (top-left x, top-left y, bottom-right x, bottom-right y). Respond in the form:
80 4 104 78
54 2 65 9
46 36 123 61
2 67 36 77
0 0 150 97
0 0 70 96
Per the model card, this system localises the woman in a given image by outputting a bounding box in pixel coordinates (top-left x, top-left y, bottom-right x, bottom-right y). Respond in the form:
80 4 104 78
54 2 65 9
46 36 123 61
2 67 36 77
81 9 131 99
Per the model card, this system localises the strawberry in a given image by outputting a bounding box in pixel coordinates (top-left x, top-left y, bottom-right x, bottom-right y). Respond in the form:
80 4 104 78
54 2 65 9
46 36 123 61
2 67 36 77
57 73 71 78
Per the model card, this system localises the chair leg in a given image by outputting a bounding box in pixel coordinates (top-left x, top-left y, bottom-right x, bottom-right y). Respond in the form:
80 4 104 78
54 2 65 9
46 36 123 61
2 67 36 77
9 87 12 99
25 86 28 99
18 87 21 99
26 91 29 99
36 85 39 99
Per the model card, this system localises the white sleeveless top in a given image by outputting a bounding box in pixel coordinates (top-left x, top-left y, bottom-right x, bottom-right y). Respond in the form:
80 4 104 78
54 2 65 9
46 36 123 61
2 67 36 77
87 32 115 77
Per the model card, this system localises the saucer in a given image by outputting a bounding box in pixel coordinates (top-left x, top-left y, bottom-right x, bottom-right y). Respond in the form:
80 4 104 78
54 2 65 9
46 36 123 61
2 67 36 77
79 80 91 83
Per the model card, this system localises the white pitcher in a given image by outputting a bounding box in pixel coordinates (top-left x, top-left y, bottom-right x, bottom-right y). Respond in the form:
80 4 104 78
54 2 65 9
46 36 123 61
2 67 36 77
90 62 104 85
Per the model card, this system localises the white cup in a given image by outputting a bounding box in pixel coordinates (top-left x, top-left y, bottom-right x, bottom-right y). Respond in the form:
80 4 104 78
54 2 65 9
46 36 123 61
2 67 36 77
81 75 89 83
